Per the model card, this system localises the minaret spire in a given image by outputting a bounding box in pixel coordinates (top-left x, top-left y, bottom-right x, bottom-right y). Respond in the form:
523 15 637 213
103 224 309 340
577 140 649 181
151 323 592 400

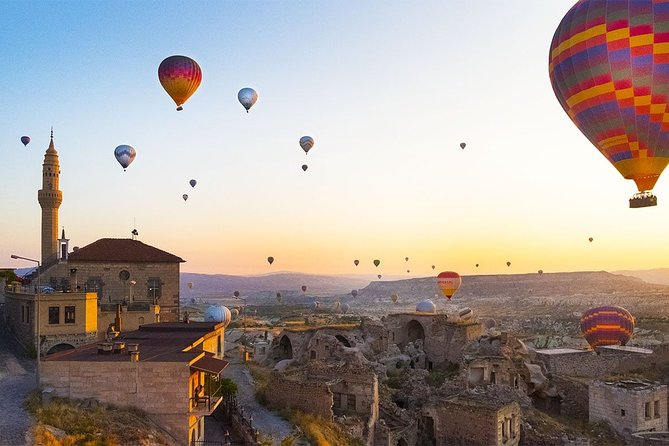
38 130 63 265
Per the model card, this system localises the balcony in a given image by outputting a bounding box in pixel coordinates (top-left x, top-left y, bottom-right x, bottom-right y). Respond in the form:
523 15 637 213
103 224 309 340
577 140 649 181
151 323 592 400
189 393 223 415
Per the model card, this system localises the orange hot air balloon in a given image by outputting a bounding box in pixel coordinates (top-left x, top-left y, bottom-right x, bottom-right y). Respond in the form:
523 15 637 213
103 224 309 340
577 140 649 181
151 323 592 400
549 1 669 207
158 55 202 111
580 305 635 349
437 271 461 300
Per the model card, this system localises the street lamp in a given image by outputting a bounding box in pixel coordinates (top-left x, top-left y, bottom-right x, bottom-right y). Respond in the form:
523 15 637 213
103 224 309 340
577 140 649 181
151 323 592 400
11 254 40 389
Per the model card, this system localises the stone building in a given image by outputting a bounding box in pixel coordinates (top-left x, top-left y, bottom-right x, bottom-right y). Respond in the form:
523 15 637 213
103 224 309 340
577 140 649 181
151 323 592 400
41 321 229 446
384 313 482 368
589 379 667 436
535 346 654 378
421 394 521 446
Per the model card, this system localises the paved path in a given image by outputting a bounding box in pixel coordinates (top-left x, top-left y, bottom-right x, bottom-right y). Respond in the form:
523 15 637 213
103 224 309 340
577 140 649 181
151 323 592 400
0 318 36 446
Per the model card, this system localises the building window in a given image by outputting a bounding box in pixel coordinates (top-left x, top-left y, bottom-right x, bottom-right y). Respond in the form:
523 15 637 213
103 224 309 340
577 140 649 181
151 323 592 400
645 402 651 419
48 306 60 325
511 414 517 438
333 392 342 409
64 306 75 324
655 400 661 418
621 409 625 417
501 419 508 441
147 278 162 300
347 394 356 411
310 350 316 359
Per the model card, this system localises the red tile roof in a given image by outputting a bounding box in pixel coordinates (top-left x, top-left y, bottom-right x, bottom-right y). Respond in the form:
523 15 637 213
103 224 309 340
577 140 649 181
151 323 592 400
68 238 185 263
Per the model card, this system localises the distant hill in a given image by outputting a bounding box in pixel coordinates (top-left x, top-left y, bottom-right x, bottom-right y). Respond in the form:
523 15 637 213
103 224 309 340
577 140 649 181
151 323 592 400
613 268 669 286
180 272 370 298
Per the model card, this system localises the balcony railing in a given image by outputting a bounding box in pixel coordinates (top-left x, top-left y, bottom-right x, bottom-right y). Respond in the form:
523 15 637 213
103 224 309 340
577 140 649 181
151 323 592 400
190 385 223 414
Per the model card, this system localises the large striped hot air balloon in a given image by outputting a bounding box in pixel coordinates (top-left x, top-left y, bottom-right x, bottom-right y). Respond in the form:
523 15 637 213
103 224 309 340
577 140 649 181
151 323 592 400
580 305 635 349
158 55 202 111
436 271 462 300
550 1 669 208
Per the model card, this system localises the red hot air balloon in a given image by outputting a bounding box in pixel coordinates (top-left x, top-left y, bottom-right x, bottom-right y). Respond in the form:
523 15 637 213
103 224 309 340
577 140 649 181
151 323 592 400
158 55 202 111
580 305 635 349
550 1 669 208
437 271 462 300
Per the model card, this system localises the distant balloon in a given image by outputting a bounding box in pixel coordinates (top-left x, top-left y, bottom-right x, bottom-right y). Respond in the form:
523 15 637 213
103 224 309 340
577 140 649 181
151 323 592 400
20 136 30 146
341 303 350 314
333 301 341 311
391 293 398 304
238 87 258 113
231 309 240 319
475 263 479 268
354 260 360 266
114 145 136 171
351 289 358 298
460 142 466 149
276 292 282 303
158 55 202 111
405 257 409 262
299 136 315 154
301 285 307 293
187 282 193 289
373 259 380 267
538 269 544 275
233 291 240 298
407 270 410 273
506 261 511 267
437 271 462 300
301 164 308 172
588 237 594 243
267 256 274 265
431 265 435 270
190 179 197 188
580 306 635 349
182 194 189 202
377 274 382 279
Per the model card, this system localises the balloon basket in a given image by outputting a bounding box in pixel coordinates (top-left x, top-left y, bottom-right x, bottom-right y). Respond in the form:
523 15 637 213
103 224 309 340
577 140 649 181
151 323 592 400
629 192 657 208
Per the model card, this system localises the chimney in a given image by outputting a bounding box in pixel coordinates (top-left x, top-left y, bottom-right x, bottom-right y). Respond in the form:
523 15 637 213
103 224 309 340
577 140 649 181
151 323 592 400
115 304 122 333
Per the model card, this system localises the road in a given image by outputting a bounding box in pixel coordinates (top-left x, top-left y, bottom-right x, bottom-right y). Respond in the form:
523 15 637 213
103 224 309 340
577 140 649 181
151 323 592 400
0 315 35 446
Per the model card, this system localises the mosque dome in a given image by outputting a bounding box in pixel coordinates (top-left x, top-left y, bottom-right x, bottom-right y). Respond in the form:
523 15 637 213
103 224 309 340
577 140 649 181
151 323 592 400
415 299 436 314
204 305 232 327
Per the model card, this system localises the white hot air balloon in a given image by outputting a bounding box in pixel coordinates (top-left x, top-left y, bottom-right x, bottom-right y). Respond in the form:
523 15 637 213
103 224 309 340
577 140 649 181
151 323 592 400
238 87 258 113
114 145 136 171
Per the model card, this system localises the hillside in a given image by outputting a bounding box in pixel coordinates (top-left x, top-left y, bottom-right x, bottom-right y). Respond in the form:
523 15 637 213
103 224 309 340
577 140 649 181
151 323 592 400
613 268 669 286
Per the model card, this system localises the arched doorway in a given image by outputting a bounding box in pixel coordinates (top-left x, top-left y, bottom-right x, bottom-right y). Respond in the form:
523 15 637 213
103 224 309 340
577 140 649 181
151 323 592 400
46 343 75 355
406 320 425 343
335 335 352 347
278 335 293 360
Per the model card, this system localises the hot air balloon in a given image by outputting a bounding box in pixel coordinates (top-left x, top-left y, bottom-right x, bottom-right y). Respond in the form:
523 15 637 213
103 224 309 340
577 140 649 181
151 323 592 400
580 305 635 349
354 260 360 266
475 263 480 268
114 145 136 171
416 299 437 314
299 136 314 154
190 179 197 188
588 237 594 243
405 257 409 262
341 303 350 314
391 293 398 304
460 142 466 149
276 292 282 303
407 270 410 273
538 270 544 275
233 291 240 298
373 259 380 267
549 1 669 208
182 194 188 201
377 274 382 279
506 261 511 267
20 136 30 146
301 164 308 172
301 285 307 293
187 282 193 289
351 289 358 298
158 55 202 111
437 271 462 300
267 256 274 265
333 301 341 311
432 265 436 270
238 87 258 113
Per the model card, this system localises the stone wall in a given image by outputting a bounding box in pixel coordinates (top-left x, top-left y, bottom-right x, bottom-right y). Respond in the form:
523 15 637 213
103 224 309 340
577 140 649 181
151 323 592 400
551 375 590 420
41 359 191 443
589 380 667 436
535 349 653 378
265 371 333 419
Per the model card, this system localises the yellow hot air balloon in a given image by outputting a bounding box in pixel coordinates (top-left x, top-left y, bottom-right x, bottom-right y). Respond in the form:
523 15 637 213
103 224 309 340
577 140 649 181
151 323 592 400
437 271 461 300
158 55 202 111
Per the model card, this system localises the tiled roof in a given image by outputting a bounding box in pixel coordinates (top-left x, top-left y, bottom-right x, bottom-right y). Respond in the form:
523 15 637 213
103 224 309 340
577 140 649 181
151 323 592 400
68 238 184 263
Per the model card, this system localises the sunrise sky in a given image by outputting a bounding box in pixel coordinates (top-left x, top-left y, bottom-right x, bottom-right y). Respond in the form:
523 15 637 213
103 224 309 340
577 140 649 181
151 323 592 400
2 1 668 277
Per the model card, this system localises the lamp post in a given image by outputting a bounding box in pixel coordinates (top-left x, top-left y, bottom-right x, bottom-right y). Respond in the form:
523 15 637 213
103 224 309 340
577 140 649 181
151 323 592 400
11 254 40 389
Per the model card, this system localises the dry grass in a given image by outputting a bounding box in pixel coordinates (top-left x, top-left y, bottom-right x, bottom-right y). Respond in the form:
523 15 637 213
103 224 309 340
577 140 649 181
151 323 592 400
281 410 363 446
25 392 175 446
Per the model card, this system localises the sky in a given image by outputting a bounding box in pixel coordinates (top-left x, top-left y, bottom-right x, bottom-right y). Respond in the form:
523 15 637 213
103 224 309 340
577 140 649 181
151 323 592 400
2 0 668 277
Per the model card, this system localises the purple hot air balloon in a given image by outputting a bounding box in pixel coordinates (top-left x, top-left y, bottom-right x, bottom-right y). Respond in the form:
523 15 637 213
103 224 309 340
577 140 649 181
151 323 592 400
21 136 30 147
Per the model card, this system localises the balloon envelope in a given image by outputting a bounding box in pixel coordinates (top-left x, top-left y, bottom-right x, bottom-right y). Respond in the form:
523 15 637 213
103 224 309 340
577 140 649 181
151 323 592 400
299 136 314 154
354 259 359 266
506 261 511 267
187 282 193 289
267 256 274 265
391 293 398 303
589 237 594 243
460 142 466 149
301 164 308 172
190 179 197 188
301 285 307 293
21 136 30 146
158 55 202 111
432 265 435 270
182 194 188 201
550 1 669 193
114 145 136 171
580 306 635 349
238 87 258 112
437 271 462 300
377 274 382 279
373 259 380 267
233 291 240 298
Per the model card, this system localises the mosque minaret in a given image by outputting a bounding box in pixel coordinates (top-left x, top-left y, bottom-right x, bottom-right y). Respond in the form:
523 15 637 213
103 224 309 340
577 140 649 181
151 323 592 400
37 129 63 265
